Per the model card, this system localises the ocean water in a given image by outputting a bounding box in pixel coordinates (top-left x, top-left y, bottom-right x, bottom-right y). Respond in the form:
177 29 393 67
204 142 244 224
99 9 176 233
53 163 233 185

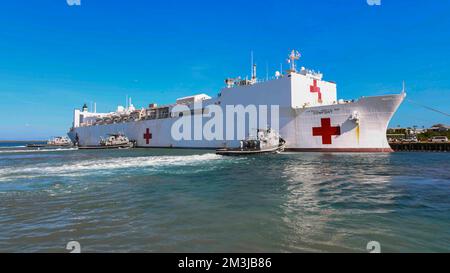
0 143 449 253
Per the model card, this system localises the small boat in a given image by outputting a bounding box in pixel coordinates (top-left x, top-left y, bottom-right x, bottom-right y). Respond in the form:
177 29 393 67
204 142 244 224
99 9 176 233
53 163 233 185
47 136 73 146
27 136 73 148
78 133 135 150
216 129 286 156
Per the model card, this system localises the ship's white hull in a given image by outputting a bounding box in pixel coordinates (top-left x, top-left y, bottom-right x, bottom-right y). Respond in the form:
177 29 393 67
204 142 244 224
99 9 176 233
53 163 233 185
68 93 404 152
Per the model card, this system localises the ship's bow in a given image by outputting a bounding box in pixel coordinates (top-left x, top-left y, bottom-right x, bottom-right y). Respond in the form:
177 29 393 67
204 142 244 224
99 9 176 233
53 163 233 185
286 92 406 152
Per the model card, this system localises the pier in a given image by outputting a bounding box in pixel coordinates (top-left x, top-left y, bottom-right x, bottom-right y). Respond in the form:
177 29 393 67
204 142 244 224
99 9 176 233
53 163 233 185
389 142 450 152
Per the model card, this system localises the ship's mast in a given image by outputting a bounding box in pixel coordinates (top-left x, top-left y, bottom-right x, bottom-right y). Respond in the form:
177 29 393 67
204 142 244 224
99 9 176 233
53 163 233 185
251 51 257 84
251 51 254 78
288 50 301 72
251 51 257 81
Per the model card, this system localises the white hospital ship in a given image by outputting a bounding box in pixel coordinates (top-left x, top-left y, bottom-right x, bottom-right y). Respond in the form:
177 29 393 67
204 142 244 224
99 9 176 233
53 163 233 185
68 50 405 152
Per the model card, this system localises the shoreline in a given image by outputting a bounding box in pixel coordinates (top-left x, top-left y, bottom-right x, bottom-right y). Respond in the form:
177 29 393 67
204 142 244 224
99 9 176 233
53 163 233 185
389 142 449 152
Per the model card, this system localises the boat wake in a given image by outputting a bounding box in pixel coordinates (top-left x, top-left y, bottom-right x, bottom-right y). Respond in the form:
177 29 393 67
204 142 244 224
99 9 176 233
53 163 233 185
0 153 226 181
0 148 78 154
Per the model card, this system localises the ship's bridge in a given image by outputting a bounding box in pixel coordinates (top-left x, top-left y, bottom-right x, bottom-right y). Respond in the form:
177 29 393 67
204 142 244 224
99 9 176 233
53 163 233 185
220 50 337 109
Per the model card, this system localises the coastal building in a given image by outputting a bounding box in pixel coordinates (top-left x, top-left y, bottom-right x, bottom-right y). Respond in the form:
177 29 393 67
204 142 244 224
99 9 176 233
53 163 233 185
428 124 450 132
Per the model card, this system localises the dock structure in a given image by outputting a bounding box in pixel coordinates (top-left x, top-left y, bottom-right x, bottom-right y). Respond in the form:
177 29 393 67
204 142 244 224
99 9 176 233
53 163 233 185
389 142 450 152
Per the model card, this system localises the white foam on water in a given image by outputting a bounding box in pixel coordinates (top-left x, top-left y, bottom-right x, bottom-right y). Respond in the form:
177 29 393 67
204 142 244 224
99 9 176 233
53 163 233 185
0 153 224 181
0 148 78 154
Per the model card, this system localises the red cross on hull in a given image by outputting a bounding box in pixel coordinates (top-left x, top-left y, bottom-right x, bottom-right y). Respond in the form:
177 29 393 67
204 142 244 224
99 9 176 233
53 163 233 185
310 79 322 103
143 128 152 144
312 118 341 145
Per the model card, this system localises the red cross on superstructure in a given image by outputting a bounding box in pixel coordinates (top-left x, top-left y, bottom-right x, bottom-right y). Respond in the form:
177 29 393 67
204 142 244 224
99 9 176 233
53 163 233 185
143 128 152 144
310 79 322 103
312 118 341 145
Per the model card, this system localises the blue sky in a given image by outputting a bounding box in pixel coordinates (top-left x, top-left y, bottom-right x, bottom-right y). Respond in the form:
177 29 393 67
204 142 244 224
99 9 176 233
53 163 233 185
0 0 449 140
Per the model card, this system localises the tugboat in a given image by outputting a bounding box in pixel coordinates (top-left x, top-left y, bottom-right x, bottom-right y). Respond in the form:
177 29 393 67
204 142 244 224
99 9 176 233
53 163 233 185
78 133 135 149
216 129 286 156
27 136 73 148
47 136 73 146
